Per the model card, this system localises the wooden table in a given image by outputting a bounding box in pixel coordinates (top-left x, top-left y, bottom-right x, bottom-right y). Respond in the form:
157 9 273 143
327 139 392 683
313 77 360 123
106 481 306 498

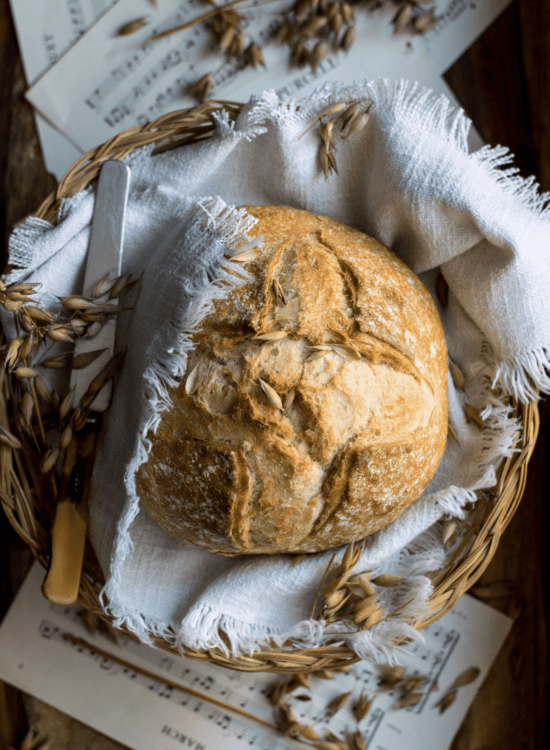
1 1 548 748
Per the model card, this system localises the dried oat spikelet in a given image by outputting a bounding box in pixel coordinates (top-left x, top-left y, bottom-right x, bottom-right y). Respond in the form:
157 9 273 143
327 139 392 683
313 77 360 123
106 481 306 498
393 4 413 33
310 40 328 70
319 120 334 152
273 279 286 304
0 425 23 450
441 518 457 545
92 273 117 298
293 724 321 741
291 39 309 67
4 336 22 370
319 144 338 177
370 573 405 587
413 9 437 34
245 42 266 69
258 378 283 410
324 588 347 609
46 324 75 343
352 690 373 722
300 16 328 38
276 19 294 44
449 358 466 390
59 295 98 311
376 663 406 691
110 272 140 298
293 671 310 689
20 390 34 425
449 666 480 689
347 572 376 597
330 342 360 360
348 730 367 750
187 73 213 104
40 447 60 475
71 348 107 369
318 101 348 119
339 539 365 572
34 376 50 402
351 594 382 624
22 304 56 323
277 701 297 730
341 2 355 24
434 688 457 713
390 691 423 710
307 348 328 361
14 366 39 380
228 235 265 262
330 12 343 34
401 674 428 693
324 690 352 718
59 388 75 420
269 679 291 706
60 423 73 451
343 111 370 139
340 24 355 52
253 330 288 342
322 569 347 598
115 17 149 36
283 388 296 412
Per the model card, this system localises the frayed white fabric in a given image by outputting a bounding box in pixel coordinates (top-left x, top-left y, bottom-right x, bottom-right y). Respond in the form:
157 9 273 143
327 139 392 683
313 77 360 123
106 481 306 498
2 79 550 663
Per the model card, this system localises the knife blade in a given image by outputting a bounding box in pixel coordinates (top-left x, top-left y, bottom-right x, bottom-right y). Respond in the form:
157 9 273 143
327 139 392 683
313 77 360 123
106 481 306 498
42 160 131 605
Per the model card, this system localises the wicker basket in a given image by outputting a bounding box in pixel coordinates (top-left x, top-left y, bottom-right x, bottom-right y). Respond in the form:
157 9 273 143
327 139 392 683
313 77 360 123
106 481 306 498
0 103 540 673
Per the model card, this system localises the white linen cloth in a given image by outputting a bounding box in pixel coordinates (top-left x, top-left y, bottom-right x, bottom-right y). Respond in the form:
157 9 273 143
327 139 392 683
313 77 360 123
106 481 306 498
3 80 550 662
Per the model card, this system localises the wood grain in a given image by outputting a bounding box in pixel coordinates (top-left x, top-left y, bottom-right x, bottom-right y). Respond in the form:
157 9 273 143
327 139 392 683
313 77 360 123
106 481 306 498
0 0 548 748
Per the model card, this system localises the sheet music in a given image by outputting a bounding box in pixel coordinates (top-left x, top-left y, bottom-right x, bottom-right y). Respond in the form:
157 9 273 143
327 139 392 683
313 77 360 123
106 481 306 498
0 562 513 750
9 0 117 179
24 0 493 159
13 0 510 177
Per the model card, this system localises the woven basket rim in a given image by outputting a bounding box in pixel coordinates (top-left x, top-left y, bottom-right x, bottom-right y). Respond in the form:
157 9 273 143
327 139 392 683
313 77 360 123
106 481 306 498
0 102 540 673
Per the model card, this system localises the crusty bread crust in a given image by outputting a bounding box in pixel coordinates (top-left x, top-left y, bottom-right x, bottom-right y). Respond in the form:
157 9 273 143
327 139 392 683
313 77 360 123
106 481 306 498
136 206 448 555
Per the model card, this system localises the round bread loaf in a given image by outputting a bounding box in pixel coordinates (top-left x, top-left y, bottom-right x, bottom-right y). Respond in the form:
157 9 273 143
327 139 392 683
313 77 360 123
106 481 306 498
136 205 448 555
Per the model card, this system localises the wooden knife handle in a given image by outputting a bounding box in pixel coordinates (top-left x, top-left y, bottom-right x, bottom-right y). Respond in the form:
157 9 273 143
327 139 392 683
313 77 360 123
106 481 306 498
42 434 95 605
42 497 88 605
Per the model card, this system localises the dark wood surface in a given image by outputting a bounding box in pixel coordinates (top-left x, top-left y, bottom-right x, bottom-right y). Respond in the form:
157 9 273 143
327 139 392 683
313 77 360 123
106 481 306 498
1 1 548 748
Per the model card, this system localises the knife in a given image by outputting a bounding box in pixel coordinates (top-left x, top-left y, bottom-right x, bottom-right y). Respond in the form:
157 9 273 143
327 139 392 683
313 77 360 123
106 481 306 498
42 160 131 605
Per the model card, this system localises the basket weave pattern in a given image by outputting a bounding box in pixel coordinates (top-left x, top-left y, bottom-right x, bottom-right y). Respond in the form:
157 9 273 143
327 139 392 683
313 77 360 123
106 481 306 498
0 104 540 673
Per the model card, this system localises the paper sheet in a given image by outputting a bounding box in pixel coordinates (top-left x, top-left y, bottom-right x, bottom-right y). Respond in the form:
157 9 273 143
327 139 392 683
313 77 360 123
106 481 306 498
17 0 514 174
0 562 513 750
9 0 117 180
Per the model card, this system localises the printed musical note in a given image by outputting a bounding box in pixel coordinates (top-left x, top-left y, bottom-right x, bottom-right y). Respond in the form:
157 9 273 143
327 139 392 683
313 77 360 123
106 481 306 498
39 620 59 639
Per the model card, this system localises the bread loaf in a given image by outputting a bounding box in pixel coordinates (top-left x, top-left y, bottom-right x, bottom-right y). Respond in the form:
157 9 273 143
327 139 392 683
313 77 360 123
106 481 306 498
135 205 448 555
